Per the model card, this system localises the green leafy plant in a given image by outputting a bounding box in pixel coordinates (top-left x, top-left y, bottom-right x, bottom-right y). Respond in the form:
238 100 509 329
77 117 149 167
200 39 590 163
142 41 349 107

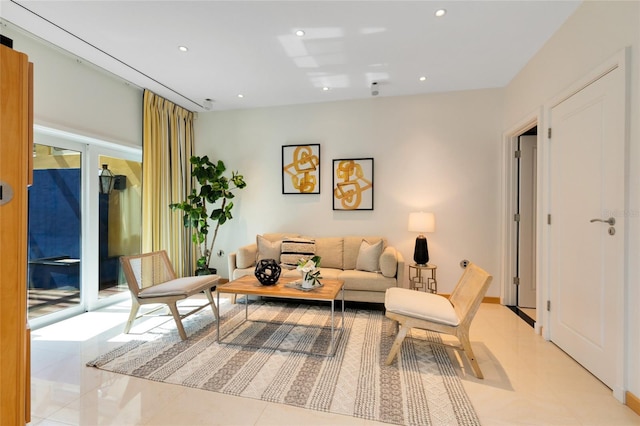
170 155 247 274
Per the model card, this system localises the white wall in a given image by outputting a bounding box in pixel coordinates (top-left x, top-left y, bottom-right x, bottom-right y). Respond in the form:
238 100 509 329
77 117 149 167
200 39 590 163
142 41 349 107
503 0 640 401
2 23 142 146
195 89 504 296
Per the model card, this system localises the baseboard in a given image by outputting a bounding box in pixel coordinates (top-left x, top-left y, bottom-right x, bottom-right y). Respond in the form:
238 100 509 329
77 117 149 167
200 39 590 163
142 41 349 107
439 295 500 304
627 391 640 416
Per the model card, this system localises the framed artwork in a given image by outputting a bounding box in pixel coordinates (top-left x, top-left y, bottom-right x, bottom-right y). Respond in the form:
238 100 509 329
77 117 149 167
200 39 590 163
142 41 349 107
282 144 320 194
332 158 374 210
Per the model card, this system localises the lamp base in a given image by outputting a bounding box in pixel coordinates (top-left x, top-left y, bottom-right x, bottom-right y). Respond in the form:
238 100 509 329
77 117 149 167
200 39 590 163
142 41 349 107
413 235 429 265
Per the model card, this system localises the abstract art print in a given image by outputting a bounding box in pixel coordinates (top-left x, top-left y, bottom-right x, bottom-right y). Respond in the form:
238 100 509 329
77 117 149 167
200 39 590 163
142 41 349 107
332 158 374 210
282 144 320 194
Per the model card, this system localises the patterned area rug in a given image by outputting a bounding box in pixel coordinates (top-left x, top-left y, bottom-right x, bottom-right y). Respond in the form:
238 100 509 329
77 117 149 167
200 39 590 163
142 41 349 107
88 300 480 426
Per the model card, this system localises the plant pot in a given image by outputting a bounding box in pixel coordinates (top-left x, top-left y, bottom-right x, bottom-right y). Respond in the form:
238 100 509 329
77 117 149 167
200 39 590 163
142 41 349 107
195 267 217 276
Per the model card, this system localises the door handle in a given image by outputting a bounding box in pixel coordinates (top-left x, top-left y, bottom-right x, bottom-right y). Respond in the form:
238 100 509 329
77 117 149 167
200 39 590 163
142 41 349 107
590 217 615 226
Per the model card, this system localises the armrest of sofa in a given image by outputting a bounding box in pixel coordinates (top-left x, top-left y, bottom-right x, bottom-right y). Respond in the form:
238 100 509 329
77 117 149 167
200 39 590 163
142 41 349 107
380 246 405 287
228 243 258 279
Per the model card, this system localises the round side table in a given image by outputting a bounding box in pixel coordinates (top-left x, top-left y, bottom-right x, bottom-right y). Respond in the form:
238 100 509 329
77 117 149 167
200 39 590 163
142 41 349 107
408 263 437 293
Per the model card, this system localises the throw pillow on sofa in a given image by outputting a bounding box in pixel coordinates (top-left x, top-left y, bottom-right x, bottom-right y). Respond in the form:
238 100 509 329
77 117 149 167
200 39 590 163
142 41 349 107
257 235 282 261
281 238 316 268
356 239 383 272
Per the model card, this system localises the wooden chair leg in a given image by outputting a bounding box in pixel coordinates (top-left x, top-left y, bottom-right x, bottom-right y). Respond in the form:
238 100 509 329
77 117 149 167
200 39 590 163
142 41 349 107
204 288 219 320
386 319 399 337
168 302 188 341
385 324 409 365
124 299 141 334
458 329 483 379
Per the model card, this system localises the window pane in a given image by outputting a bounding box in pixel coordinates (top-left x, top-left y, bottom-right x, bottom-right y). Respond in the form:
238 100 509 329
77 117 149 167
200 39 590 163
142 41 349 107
28 144 82 319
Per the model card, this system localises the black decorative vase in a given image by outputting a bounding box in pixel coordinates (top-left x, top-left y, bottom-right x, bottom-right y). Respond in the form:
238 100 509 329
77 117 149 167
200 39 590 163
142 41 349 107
254 258 281 285
413 235 429 265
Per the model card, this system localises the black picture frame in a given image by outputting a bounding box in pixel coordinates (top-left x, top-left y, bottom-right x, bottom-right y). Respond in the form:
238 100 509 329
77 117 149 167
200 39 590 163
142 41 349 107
332 158 374 210
282 144 321 194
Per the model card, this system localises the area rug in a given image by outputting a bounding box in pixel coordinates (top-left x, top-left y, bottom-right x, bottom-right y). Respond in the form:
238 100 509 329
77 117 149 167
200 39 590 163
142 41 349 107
87 300 480 426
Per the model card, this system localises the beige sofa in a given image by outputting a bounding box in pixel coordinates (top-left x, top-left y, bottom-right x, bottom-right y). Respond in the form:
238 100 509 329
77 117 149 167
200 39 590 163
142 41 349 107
228 233 405 303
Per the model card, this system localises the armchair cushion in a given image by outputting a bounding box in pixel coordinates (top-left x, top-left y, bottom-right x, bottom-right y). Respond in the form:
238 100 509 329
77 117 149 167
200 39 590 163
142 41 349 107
385 287 460 326
137 276 217 299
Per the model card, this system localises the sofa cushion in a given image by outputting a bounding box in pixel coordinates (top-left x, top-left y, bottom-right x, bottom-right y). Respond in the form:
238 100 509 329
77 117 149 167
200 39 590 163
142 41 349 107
338 269 397 292
356 239 383 272
315 237 343 269
257 235 281 261
379 247 397 278
280 238 316 268
281 267 342 281
236 244 257 269
343 236 385 270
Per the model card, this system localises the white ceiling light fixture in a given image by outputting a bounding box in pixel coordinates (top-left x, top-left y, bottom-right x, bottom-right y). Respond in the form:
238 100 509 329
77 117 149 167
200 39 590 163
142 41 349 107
295 30 305 37
419 76 427 81
434 9 447 18
237 94 244 98
322 86 330 91
178 45 189 52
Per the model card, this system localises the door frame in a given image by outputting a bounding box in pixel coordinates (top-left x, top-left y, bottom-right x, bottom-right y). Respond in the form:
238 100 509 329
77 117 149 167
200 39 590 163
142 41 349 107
500 110 544 334
542 48 628 402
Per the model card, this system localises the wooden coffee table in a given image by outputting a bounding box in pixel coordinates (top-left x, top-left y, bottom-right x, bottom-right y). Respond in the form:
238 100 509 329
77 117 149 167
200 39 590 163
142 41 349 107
216 275 345 356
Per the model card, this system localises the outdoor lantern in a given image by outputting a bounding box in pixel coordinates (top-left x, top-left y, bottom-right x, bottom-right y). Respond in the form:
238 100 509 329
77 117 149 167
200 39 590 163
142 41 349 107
99 164 115 194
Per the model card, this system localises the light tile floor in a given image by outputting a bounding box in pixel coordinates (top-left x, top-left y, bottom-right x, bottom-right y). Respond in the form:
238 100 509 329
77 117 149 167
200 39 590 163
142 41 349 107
28 298 640 426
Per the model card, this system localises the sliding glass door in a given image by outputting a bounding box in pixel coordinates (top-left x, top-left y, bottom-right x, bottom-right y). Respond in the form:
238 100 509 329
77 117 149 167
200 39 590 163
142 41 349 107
28 126 142 327
96 154 142 301
28 142 83 320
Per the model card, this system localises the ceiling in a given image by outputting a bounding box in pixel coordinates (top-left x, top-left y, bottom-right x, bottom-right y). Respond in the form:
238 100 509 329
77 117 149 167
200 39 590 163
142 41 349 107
1 0 582 112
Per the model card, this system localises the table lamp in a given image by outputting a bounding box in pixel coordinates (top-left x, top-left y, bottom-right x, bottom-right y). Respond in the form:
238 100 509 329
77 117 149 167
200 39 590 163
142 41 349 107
408 212 435 265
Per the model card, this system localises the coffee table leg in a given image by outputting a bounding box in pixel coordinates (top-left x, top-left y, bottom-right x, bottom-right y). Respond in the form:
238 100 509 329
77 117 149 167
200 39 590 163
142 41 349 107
341 286 345 329
216 291 220 342
330 299 335 354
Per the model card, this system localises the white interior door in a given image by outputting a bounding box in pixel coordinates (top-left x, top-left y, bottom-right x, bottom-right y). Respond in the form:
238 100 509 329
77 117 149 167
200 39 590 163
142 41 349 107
518 135 537 308
548 63 625 394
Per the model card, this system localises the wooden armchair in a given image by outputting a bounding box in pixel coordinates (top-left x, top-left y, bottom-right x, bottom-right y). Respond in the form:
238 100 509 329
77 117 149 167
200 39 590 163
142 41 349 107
384 262 492 378
120 250 219 340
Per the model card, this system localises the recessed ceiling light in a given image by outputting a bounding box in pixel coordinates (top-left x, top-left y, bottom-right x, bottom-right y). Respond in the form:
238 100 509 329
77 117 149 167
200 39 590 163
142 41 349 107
295 30 305 37
322 87 330 91
434 9 447 18
237 94 244 98
419 76 427 82
178 46 188 52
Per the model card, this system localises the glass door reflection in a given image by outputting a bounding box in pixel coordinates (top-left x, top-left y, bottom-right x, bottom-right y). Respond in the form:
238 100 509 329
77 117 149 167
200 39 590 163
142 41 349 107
98 155 142 299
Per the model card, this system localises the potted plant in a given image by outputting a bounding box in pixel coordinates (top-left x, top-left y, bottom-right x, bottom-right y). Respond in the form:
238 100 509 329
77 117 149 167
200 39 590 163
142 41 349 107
170 155 247 275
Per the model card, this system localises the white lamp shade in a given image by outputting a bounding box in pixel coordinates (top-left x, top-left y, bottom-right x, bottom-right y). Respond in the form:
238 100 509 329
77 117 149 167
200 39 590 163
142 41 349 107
408 212 435 233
